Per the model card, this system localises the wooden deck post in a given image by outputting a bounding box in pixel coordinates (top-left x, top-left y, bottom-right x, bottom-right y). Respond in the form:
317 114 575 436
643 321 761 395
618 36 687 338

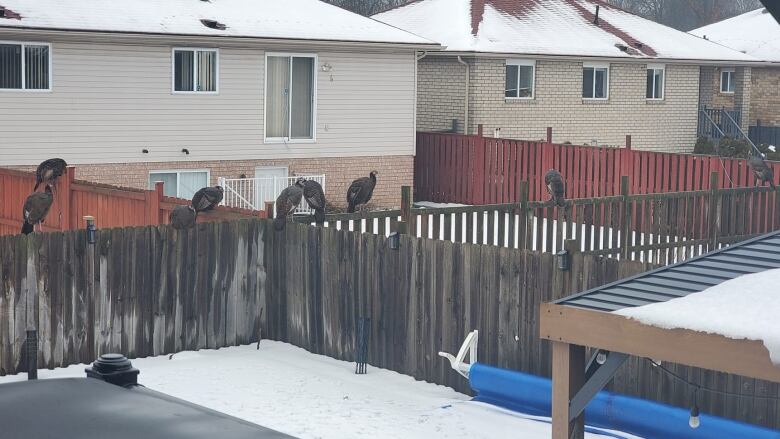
619 176 631 260
474 125 486 205
625 135 632 150
552 341 586 439
265 202 275 220
146 181 163 225
547 127 553 144
399 185 412 235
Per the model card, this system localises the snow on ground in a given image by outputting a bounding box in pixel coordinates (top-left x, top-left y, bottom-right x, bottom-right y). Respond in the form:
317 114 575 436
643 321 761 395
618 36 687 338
616 268 780 364
0 341 634 439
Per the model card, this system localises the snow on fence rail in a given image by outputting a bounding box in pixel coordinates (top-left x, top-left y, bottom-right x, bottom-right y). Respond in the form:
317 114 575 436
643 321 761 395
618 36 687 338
296 176 780 265
415 129 780 205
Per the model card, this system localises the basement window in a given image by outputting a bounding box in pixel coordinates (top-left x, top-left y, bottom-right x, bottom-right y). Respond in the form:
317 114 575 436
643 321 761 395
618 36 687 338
646 64 664 100
505 59 535 99
0 42 51 91
172 48 218 93
149 169 210 199
582 62 609 100
720 68 735 94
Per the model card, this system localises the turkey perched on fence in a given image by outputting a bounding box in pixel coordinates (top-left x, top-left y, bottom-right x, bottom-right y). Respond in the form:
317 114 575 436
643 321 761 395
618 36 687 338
21 185 54 235
544 169 566 207
191 186 224 212
346 171 378 213
34 158 67 191
302 179 326 225
169 205 197 230
748 151 776 189
274 178 305 231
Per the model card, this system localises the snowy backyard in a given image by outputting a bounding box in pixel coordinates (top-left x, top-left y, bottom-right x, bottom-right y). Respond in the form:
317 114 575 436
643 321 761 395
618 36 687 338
0 341 634 439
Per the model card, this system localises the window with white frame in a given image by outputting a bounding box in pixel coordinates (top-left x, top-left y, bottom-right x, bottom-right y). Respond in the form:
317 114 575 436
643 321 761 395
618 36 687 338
173 48 218 93
505 59 535 99
582 63 609 99
0 42 51 91
265 53 316 142
149 170 209 199
646 64 665 100
720 68 735 93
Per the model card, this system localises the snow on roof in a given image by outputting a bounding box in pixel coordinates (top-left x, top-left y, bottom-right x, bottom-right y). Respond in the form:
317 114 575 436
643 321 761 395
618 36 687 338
690 8 780 63
373 0 758 62
0 0 435 46
615 268 780 365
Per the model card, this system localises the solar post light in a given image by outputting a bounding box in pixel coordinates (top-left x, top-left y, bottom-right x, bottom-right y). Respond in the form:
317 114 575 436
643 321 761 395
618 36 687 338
84 215 96 245
388 232 400 250
556 249 570 271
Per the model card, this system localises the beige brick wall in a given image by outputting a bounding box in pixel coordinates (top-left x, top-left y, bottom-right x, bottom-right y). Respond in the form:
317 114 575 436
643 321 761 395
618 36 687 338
700 66 753 130
17 156 412 209
417 57 467 134
750 67 780 127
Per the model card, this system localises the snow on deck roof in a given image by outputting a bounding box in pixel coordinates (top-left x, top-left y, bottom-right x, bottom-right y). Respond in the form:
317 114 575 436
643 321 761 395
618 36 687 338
615 268 780 365
690 8 780 63
373 0 758 62
0 0 436 46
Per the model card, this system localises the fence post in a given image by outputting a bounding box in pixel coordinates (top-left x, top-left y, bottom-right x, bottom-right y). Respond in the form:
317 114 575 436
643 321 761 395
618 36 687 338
708 172 720 249
59 166 75 231
620 176 631 260
145 182 163 226
625 135 632 150
517 181 529 251
265 201 275 220
26 327 37 380
85 217 96 360
547 127 553 144
399 185 412 235
474 124 486 205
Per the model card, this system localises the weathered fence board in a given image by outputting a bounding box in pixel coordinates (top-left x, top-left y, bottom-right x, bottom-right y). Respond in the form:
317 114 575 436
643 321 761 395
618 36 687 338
1 221 779 430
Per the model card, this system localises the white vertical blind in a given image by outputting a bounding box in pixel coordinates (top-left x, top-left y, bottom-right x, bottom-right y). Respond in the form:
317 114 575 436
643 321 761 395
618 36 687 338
197 50 216 92
291 57 314 139
24 45 49 90
266 56 290 138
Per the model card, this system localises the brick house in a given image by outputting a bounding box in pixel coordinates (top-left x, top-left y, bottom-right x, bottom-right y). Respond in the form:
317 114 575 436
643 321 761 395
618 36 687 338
374 0 761 152
0 0 438 208
690 8 780 135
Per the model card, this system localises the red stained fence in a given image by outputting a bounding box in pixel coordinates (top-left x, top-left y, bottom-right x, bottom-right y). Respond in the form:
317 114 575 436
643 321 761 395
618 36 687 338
415 130 780 204
0 167 266 236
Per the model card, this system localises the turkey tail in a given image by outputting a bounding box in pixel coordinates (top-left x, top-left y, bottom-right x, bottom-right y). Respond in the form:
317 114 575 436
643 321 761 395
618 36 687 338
314 208 325 225
273 215 287 231
21 222 33 235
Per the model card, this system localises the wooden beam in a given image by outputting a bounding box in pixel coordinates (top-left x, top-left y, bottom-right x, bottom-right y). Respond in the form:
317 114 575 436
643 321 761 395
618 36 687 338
552 341 585 439
541 303 780 383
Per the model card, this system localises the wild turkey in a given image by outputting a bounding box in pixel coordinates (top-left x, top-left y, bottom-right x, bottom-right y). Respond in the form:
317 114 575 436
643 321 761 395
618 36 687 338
169 205 197 230
748 152 776 189
346 171 378 213
34 158 67 191
544 169 566 207
191 186 224 212
274 179 305 231
21 185 54 235
302 179 326 224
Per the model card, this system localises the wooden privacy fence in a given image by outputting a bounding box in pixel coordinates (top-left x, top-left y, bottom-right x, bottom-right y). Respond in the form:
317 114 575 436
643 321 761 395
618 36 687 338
415 129 780 205
0 166 266 236
298 180 780 265
2 221 779 430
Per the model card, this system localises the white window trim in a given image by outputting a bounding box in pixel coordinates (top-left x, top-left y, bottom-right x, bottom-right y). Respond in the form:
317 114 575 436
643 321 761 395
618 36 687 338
582 62 609 100
149 169 211 198
0 40 52 93
263 52 318 145
720 67 735 94
505 59 536 100
171 47 220 95
646 63 665 101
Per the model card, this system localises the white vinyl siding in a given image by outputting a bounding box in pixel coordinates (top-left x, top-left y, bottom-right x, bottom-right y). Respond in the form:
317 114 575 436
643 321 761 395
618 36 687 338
505 59 535 99
646 64 664 100
720 68 735 94
149 169 209 198
0 39 416 165
172 48 218 93
0 41 51 91
582 62 609 100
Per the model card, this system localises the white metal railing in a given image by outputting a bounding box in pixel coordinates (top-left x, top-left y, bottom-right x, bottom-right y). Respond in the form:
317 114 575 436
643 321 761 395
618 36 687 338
218 174 326 215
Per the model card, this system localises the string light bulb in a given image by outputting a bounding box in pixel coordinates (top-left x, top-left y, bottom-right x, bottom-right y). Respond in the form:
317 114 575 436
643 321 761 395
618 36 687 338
596 351 607 365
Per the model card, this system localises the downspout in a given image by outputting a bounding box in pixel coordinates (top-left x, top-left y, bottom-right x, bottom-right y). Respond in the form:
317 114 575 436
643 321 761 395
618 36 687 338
457 56 470 134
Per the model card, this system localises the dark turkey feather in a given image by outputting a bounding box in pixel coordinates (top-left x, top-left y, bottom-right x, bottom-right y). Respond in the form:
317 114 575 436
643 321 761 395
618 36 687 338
274 180 304 231
22 186 54 235
191 186 224 212
544 169 566 208
169 205 197 230
302 179 326 225
34 158 67 191
346 171 378 213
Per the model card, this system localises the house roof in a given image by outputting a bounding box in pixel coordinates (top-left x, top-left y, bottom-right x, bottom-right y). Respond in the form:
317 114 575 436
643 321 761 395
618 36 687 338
0 0 436 47
555 230 780 312
690 8 780 63
373 0 759 62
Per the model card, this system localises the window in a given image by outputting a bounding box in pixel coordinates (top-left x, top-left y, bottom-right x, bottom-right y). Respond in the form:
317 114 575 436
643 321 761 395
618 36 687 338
505 59 535 99
582 63 609 99
646 64 664 100
720 68 735 94
0 42 51 91
265 53 316 142
149 170 209 199
173 48 218 93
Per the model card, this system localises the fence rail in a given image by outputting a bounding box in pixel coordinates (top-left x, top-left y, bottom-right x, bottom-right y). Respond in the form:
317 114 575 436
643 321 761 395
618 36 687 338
1 221 778 429
415 130 780 205
0 167 266 236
